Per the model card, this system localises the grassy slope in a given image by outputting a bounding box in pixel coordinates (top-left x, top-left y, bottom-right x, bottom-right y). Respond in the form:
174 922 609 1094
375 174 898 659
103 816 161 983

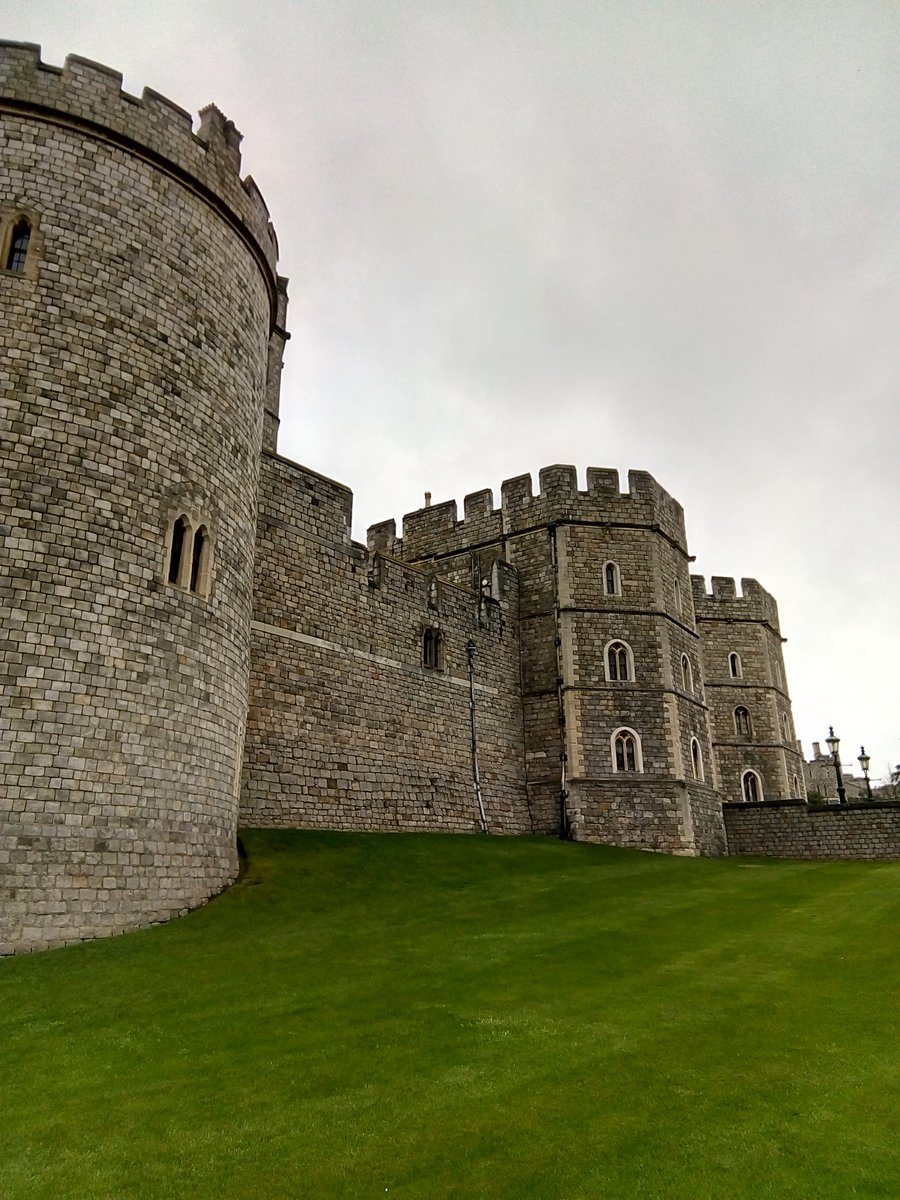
2 830 900 1199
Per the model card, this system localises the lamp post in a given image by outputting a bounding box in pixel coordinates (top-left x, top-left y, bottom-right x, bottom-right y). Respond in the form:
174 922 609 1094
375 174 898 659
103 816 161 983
857 746 873 801
825 726 847 805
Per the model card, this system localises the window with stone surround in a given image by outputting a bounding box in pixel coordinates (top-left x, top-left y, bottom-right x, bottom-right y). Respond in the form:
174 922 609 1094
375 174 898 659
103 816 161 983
681 654 693 693
423 627 443 670
4 216 30 272
690 737 704 781
1 212 41 277
604 640 633 682
168 516 188 584
729 652 742 678
742 769 763 802
792 773 801 797
612 727 643 772
781 711 790 741
190 526 211 595
603 561 621 596
674 577 682 615
166 514 213 597
734 706 752 737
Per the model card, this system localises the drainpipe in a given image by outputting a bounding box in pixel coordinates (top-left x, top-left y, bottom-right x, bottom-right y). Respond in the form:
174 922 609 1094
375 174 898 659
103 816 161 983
465 639 489 833
548 525 569 839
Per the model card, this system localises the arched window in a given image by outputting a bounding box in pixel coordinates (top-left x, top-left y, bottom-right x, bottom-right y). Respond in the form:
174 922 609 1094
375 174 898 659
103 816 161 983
168 515 189 585
190 525 211 595
674 578 682 615
690 737 704 781
611 727 643 773
423 627 443 670
605 640 633 682
681 654 693 693
742 770 763 803
734 706 752 737
792 774 801 797
4 216 31 273
603 561 621 596
729 652 742 678
166 513 212 596
781 711 790 741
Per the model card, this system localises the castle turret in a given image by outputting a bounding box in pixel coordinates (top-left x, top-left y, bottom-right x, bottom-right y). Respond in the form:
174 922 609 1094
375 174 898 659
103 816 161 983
373 466 726 855
0 45 286 951
691 576 805 802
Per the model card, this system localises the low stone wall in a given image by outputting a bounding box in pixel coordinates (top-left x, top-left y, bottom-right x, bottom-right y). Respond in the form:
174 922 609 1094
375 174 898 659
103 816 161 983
723 799 900 860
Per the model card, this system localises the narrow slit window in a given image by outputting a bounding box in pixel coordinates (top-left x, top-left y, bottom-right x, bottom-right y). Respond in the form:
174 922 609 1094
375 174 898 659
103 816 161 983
168 516 188 584
729 652 742 678
690 738 703 781
681 654 693 693
5 217 31 273
190 525 210 594
604 562 620 596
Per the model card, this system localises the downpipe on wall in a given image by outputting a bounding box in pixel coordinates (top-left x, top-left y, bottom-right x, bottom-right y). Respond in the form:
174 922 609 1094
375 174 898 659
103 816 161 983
465 639 489 834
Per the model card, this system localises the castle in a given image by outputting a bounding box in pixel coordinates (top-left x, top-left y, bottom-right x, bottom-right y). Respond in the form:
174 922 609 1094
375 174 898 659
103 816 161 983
1 45 807 954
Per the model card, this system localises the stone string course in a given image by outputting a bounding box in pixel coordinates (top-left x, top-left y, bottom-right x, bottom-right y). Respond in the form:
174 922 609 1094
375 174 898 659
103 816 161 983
2 44 871 957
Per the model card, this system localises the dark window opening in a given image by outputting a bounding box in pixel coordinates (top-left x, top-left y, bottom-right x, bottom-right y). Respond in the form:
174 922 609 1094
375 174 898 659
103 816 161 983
691 738 703 780
190 526 208 593
607 641 630 681
168 516 187 584
5 218 31 273
742 771 761 803
423 628 443 670
615 731 637 772
734 706 752 737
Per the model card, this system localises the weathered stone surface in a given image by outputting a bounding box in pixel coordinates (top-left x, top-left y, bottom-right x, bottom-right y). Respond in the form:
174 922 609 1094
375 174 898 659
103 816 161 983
4 44 825 956
723 800 900 860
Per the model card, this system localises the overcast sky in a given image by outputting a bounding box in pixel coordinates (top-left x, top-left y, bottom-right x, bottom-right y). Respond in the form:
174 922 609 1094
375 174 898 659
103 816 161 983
7 1 900 781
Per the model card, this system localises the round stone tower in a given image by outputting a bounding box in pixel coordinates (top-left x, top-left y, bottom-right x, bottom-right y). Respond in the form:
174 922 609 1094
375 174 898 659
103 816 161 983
0 44 283 951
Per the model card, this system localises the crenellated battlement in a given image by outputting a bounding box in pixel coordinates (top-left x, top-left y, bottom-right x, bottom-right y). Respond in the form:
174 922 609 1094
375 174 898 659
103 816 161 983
690 575 781 632
367 465 687 560
0 42 278 284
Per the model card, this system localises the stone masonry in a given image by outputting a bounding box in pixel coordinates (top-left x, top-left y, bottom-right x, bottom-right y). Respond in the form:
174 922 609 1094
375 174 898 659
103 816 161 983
1 44 281 952
2 44 841 955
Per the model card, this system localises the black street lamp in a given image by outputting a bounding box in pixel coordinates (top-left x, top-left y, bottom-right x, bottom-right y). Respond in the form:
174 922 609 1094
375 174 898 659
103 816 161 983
858 746 873 801
825 726 847 805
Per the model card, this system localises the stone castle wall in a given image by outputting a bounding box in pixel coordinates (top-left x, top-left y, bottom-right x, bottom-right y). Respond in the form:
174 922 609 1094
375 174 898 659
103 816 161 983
240 452 531 835
371 467 727 854
1 45 278 952
723 800 900 860
692 576 806 804
3 43 836 955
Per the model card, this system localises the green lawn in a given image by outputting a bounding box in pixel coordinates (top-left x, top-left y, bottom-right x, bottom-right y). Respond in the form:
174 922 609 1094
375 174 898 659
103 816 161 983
2 830 900 1199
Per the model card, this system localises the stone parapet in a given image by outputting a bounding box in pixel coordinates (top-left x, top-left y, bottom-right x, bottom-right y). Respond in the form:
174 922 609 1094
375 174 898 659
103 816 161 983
0 42 279 311
691 575 781 633
368 465 688 561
